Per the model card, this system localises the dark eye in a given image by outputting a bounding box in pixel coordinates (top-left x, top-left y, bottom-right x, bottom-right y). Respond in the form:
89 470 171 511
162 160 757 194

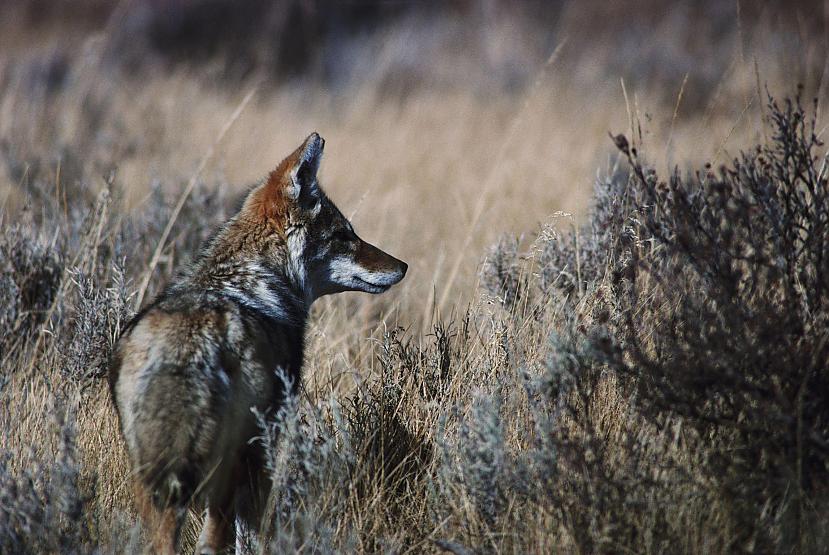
332 230 353 243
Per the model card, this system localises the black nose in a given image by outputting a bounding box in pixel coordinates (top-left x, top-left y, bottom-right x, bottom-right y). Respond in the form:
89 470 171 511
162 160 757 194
400 261 408 276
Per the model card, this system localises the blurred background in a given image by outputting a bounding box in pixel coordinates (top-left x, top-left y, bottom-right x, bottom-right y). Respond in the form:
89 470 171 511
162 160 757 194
1 0 827 317
3 3 829 551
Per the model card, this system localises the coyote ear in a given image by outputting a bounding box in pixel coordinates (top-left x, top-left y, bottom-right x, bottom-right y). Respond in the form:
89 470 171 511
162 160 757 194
286 132 324 201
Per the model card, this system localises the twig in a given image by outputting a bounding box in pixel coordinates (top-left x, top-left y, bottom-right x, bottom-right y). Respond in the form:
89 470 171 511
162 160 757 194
713 96 754 164
665 72 689 166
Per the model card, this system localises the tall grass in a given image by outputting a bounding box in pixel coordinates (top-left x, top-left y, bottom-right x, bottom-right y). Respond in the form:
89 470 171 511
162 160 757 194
2 2 828 553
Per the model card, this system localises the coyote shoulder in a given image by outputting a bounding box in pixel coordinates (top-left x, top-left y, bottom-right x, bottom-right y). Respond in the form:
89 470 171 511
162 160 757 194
109 133 407 554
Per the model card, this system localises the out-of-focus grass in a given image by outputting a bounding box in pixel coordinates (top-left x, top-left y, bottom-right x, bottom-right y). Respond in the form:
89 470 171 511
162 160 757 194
1 1 827 553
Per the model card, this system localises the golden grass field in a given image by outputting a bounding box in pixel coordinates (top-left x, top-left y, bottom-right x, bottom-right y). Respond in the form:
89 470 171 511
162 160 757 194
2 1 829 553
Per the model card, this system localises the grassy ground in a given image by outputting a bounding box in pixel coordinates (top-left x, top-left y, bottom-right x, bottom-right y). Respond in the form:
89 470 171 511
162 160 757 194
2 1 828 553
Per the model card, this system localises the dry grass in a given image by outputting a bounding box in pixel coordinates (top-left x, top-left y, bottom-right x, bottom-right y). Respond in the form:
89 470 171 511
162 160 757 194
1 1 828 553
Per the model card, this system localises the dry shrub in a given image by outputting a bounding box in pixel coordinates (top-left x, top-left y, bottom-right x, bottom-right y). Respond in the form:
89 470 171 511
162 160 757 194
0 394 88 554
597 92 829 552
2 1 829 551
0 225 62 354
475 92 829 554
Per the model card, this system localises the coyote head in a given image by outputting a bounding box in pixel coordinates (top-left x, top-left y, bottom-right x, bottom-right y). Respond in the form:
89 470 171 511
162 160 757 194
238 133 407 303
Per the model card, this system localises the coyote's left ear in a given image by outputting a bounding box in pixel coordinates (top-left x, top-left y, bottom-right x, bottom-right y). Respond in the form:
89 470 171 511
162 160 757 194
286 132 324 202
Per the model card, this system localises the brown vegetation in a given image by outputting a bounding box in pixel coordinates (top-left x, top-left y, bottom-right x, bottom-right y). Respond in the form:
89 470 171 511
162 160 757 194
1 1 828 553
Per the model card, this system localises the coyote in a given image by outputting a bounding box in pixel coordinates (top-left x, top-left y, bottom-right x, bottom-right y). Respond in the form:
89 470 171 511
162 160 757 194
109 133 407 554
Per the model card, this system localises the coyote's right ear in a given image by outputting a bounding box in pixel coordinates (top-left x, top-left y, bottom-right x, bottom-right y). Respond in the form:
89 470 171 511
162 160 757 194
286 133 324 202
253 133 325 221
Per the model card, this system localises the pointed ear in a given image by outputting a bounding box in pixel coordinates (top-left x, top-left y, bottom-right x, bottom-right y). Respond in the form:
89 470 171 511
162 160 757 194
286 132 324 201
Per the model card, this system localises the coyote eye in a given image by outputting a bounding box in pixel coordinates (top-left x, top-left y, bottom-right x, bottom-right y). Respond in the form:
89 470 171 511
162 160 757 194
332 230 353 243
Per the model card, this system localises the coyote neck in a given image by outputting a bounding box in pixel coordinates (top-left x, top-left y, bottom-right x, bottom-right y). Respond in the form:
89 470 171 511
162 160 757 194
192 253 309 327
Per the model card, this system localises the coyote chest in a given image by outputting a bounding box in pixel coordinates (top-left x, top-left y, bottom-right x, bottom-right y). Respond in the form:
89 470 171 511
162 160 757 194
109 133 406 554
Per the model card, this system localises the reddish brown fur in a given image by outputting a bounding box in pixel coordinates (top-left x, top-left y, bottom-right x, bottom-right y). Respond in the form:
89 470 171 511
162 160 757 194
244 141 307 227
